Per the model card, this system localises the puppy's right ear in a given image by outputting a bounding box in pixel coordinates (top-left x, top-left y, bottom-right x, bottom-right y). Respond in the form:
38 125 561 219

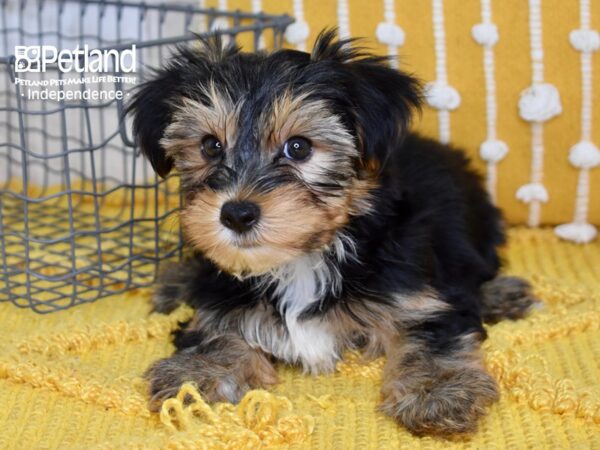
127 69 182 178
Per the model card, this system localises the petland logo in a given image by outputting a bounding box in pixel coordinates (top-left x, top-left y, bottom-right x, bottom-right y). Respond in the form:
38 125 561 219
14 45 136 73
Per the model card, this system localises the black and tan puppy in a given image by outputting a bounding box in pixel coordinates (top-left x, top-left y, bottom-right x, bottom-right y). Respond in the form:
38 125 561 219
128 30 536 436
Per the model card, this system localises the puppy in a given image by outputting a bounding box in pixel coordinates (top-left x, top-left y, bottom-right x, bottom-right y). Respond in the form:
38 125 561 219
128 30 537 436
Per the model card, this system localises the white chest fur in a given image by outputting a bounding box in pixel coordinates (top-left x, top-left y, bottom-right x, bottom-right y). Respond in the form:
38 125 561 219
240 254 341 374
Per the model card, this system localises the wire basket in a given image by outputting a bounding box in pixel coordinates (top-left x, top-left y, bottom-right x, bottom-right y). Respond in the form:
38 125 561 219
0 0 293 313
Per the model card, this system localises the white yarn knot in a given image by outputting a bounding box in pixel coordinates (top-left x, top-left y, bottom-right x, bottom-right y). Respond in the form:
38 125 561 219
518 83 562 122
376 22 405 46
569 29 600 53
555 222 598 243
480 139 508 163
568 141 600 169
471 23 499 47
516 183 549 203
284 21 310 45
425 82 461 111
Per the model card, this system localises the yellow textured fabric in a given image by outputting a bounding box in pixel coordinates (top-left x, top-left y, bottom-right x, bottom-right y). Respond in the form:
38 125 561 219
208 0 600 226
1 228 599 449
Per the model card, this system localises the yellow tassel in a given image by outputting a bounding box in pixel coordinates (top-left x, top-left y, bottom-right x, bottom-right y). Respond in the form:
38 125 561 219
157 383 314 447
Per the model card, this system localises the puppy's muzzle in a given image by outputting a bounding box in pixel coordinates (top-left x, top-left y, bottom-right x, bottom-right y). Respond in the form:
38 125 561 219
220 200 261 233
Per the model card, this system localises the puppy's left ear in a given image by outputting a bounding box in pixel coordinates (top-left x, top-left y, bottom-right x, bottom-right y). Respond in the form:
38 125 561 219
127 69 183 177
312 30 421 171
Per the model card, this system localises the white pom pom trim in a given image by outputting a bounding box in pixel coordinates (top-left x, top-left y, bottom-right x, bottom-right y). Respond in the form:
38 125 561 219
518 83 562 123
569 29 600 53
480 139 508 163
425 82 461 111
555 222 598 243
568 141 600 169
471 23 499 47
376 22 405 46
516 183 549 203
284 20 310 45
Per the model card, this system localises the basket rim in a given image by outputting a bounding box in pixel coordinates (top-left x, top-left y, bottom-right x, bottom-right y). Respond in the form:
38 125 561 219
0 0 294 62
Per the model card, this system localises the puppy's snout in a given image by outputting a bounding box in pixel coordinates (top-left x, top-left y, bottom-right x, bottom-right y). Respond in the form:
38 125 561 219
220 201 261 233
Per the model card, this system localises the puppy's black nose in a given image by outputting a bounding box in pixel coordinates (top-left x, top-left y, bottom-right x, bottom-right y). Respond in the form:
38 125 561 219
220 201 260 233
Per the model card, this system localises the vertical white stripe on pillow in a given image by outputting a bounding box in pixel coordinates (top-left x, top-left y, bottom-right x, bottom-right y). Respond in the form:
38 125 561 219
425 0 461 145
555 0 600 243
251 0 266 49
211 0 231 39
251 0 262 13
472 0 506 204
198 0 208 31
285 0 310 52
337 0 351 40
516 0 562 227
376 0 406 69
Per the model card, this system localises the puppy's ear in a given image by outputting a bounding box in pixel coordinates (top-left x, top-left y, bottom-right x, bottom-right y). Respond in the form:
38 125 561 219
312 29 422 172
127 69 181 177
127 38 240 177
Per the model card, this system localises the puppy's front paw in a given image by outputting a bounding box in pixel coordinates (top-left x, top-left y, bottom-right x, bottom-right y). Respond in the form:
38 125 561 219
380 365 499 436
145 353 246 411
144 338 279 412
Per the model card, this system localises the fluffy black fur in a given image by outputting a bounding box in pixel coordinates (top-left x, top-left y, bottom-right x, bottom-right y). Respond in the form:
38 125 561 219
127 29 536 436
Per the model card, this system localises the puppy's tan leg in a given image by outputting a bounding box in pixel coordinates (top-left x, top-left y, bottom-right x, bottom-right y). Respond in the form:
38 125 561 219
145 332 278 411
380 332 498 436
368 291 498 436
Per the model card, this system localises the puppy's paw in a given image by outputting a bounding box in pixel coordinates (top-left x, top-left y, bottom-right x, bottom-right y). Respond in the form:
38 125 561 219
144 341 279 412
380 365 499 436
480 275 540 324
145 353 246 411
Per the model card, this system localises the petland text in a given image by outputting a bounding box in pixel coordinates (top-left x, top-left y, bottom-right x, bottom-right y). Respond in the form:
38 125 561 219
14 45 136 73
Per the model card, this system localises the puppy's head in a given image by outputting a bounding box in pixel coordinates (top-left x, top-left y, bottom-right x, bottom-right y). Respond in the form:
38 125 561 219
128 30 420 276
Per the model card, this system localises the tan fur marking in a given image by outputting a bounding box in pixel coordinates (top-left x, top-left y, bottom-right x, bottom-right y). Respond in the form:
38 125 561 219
263 92 377 217
181 182 352 275
346 176 378 216
362 157 381 174
262 92 357 155
322 290 452 360
257 184 348 246
393 291 452 324
159 82 240 181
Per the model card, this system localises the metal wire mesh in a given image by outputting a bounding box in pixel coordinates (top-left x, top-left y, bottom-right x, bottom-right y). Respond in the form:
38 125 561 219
0 0 293 313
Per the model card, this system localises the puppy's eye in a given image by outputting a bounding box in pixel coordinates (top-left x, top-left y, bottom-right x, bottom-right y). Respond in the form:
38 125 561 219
201 135 223 159
283 137 312 161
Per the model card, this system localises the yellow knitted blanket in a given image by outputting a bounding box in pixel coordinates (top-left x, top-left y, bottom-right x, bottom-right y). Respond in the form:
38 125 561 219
1 228 599 449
